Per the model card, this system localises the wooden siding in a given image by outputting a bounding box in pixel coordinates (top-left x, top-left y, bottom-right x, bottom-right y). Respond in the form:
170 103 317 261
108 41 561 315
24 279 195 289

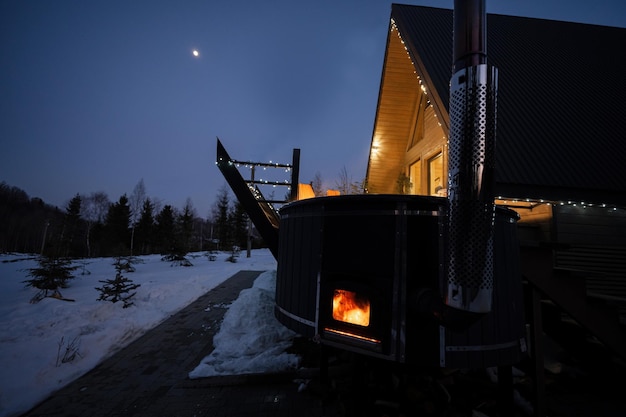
554 205 626 247
366 23 422 194
553 205 626 309
404 105 448 195
367 23 448 195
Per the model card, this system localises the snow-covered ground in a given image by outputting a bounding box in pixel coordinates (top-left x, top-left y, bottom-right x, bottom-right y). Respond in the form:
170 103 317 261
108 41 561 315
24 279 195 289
0 249 298 417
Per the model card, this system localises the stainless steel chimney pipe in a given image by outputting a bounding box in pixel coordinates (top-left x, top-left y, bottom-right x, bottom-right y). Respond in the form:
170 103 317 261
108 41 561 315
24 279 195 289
445 0 498 314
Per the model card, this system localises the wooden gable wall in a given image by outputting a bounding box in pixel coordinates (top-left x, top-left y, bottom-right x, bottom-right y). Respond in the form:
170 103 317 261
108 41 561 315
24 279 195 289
366 22 448 195
366 24 421 194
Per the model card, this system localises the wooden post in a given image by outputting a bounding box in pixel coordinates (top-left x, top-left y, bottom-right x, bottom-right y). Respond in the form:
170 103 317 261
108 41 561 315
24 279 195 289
497 365 514 415
530 286 546 417
247 166 255 258
290 148 300 201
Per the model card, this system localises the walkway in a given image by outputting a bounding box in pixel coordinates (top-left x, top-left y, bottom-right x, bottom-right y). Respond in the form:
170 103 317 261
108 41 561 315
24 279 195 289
21 270 333 417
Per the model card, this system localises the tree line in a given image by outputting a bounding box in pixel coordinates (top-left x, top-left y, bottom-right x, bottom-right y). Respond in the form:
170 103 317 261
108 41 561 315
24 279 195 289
1 165 365 257
0 180 259 258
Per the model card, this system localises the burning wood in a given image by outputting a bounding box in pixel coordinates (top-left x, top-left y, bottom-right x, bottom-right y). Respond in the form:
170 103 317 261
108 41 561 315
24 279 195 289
332 289 370 327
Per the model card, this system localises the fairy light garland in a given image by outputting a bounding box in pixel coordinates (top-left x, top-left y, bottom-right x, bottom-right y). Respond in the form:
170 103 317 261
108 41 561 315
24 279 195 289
391 19 447 144
496 197 622 213
216 156 293 205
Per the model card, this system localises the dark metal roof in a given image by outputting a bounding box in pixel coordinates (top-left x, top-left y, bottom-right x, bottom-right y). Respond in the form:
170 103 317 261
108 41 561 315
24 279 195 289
391 4 626 206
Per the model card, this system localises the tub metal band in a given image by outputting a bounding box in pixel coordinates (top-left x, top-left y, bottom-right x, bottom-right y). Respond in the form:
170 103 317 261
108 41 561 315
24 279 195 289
275 305 315 328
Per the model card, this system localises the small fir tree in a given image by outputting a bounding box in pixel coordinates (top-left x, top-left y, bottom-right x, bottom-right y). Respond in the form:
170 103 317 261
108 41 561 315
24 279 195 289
96 256 141 308
226 245 241 263
23 255 78 302
161 251 193 266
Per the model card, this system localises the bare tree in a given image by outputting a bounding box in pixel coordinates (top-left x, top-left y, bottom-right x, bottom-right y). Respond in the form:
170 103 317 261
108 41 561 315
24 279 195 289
81 192 110 257
151 197 163 217
129 179 147 255
335 166 364 195
311 171 325 197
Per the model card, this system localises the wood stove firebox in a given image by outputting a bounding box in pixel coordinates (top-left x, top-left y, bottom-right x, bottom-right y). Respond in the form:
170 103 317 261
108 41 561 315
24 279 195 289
275 194 526 368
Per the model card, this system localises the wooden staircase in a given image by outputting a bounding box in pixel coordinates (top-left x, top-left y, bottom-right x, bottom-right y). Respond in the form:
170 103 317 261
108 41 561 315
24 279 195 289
522 245 626 361
520 245 626 416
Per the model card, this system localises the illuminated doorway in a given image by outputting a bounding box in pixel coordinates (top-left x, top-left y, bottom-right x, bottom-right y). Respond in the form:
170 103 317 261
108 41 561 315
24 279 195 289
409 159 422 195
428 153 444 196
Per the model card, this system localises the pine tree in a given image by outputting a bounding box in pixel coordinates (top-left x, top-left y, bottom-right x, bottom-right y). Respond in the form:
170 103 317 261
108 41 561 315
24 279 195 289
104 194 131 255
155 204 176 254
156 205 192 266
96 256 141 308
135 198 155 255
178 199 195 254
23 255 78 302
212 186 231 250
229 200 248 249
61 194 83 257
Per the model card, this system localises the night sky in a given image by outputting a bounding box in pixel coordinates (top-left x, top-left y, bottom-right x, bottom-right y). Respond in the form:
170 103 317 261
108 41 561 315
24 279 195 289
2 0 625 217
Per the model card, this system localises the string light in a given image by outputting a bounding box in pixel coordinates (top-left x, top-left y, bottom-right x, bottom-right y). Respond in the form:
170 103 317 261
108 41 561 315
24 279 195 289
217 153 297 211
496 197 622 213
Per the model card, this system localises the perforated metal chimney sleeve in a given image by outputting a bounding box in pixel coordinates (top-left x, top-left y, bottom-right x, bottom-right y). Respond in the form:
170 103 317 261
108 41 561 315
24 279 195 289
445 0 498 314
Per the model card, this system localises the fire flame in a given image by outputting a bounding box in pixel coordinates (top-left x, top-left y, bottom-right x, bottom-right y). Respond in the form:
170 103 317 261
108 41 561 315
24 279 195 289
332 289 370 326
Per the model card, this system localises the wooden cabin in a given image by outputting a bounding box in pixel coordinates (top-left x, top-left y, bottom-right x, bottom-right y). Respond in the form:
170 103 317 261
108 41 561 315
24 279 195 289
365 4 626 364
366 4 626 296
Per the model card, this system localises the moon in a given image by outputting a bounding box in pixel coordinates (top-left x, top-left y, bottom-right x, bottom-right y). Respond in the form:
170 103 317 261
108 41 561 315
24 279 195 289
192 49 199 57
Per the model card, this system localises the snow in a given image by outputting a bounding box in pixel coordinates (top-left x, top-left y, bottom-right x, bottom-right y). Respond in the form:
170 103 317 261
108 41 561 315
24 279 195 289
188 270 299 378
0 249 296 417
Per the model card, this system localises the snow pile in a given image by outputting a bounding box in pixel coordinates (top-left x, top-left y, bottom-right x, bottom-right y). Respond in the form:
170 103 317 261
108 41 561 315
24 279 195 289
189 270 299 378
0 250 277 417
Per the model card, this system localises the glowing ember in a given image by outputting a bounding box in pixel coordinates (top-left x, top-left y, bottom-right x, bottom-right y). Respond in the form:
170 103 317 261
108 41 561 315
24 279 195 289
332 289 370 326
